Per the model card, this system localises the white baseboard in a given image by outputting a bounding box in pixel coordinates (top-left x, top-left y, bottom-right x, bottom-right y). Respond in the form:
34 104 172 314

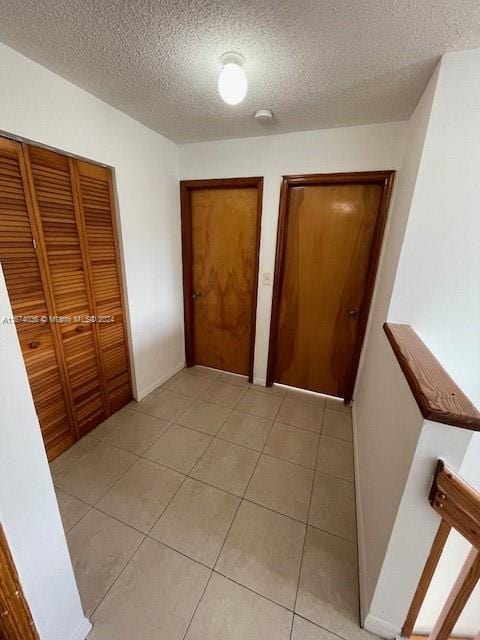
253 377 266 386
136 361 185 401
67 617 92 640
363 613 401 639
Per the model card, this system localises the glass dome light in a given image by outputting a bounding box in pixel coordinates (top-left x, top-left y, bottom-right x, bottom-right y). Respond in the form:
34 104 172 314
218 52 248 105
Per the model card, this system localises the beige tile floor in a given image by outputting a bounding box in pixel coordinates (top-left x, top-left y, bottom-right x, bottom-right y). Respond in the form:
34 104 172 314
51 366 376 640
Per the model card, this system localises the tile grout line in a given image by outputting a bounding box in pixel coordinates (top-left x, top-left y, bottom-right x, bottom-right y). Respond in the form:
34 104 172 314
81 380 229 624
182 386 295 636
59 475 357 548
289 395 327 640
179 382 254 640
53 368 357 637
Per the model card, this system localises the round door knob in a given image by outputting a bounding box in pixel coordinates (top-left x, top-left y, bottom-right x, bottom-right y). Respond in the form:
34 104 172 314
75 325 83 333
348 309 358 317
29 341 40 349
192 290 202 300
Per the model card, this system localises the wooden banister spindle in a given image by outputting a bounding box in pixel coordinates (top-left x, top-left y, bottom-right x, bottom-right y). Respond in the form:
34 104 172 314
403 461 480 639
402 520 452 638
427 546 480 640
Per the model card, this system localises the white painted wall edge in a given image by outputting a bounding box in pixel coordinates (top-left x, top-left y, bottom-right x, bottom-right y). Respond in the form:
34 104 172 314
352 404 368 624
67 618 92 640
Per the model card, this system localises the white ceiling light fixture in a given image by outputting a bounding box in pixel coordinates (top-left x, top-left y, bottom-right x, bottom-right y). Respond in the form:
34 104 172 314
218 52 248 105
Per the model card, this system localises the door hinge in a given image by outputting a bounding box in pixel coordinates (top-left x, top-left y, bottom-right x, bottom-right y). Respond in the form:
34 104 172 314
32 238 37 250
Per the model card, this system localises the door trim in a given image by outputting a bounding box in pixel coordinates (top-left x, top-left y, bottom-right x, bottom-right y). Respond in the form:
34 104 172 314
180 177 263 383
266 170 395 402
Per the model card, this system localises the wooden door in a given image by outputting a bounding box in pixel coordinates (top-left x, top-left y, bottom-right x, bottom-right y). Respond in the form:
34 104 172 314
0 137 75 458
268 172 394 401
74 160 132 413
24 146 107 436
0 525 39 640
181 179 262 379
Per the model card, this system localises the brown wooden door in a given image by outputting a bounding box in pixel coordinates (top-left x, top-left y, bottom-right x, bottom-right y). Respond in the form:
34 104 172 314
0 525 39 640
24 146 107 436
181 179 262 379
268 172 394 400
0 137 75 458
74 160 132 414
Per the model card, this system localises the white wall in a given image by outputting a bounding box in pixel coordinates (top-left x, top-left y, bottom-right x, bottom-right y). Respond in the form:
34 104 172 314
386 48 480 636
389 48 480 408
353 64 440 626
0 267 90 640
179 121 407 384
357 49 480 637
367 420 473 636
0 42 184 400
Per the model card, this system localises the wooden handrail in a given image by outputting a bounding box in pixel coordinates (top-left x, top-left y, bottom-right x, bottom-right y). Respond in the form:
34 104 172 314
402 461 480 640
384 323 480 432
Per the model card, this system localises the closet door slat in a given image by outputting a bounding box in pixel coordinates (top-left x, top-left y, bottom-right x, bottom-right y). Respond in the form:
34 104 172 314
75 160 132 413
25 146 108 436
0 137 75 459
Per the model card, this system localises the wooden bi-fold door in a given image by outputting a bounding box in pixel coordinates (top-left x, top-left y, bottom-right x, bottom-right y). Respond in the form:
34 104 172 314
181 178 262 381
0 135 132 459
0 137 75 458
24 145 107 438
267 171 394 402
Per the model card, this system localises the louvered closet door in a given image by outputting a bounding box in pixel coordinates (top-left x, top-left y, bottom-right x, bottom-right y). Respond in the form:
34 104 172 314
25 146 107 436
0 137 75 458
75 160 132 413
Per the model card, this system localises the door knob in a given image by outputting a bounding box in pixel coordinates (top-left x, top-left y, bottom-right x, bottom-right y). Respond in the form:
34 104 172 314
29 341 40 349
75 325 83 333
347 309 358 317
192 290 202 300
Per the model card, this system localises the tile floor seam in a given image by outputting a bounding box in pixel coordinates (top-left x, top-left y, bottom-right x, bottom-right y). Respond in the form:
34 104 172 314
180 452 263 637
175 390 241 437
53 369 360 640
87 528 147 620
136 426 344 481
60 474 357 547
169 373 222 401
56 422 353 521
55 443 141 509
88 505 149 537
85 424 174 457
241 385 286 501
87 452 141 509
289 395 327 640
144 470 191 537
180 385 252 639
62 502 93 533
131 388 199 421
212 568 296 614
293 612 359 640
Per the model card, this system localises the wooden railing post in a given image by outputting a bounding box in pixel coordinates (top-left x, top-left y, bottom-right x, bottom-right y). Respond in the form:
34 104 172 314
427 547 480 640
402 460 480 639
402 520 452 638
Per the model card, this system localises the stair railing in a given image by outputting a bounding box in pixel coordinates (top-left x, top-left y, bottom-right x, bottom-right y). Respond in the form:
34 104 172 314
402 459 480 640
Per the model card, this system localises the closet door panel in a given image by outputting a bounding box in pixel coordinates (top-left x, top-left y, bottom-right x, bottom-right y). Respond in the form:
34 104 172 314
26 146 106 435
75 161 131 412
0 137 74 457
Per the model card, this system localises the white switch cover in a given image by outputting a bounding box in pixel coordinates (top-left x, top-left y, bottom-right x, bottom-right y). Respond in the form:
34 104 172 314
262 272 273 286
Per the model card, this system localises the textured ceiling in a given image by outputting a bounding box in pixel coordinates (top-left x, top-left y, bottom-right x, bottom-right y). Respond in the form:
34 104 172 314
0 0 479 143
